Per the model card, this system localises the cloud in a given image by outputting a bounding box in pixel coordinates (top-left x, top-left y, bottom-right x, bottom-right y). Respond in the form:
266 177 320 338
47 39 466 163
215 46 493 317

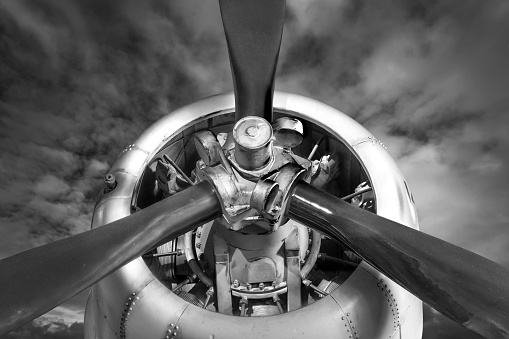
0 0 232 259
0 320 84 339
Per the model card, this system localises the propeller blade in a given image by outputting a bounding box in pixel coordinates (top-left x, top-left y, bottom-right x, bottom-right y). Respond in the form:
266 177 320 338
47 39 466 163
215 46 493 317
0 181 221 335
219 0 285 123
288 182 509 339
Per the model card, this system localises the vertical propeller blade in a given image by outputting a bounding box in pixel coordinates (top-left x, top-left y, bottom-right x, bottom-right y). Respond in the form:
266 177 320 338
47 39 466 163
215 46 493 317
0 181 221 335
219 0 285 123
289 182 509 339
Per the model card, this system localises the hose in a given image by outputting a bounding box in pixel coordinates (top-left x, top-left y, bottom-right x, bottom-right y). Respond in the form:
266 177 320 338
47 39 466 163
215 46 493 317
184 231 214 287
299 229 321 280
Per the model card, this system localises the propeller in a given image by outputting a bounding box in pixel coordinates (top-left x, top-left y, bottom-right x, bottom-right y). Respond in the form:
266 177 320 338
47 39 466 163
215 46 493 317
219 0 285 123
0 181 221 335
288 181 509 339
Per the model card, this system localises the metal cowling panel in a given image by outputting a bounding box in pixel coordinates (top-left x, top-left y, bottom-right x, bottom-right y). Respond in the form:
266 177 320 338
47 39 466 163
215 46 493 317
86 92 422 339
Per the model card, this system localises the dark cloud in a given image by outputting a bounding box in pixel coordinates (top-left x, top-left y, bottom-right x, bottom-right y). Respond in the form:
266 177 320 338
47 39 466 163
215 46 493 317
0 0 231 258
0 0 507 338
0 320 83 339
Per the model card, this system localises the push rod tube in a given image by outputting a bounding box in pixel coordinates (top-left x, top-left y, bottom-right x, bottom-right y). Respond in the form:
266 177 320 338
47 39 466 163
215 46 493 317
288 181 509 339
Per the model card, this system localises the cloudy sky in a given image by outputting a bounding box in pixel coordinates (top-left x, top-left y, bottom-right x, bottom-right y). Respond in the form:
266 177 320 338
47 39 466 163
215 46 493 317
1 0 508 338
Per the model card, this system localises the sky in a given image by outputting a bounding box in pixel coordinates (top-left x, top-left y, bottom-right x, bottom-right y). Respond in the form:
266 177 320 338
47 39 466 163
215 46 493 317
1 0 508 338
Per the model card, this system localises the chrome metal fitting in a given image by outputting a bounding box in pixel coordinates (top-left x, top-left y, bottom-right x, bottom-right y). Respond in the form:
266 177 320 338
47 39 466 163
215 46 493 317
272 117 304 149
194 131 222 167
233 116 274 171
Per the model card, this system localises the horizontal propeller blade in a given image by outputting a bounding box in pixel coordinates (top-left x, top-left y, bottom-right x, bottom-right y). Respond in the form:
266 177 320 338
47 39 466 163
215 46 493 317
0 181 221 335
219 0 285 123
288 182 509 339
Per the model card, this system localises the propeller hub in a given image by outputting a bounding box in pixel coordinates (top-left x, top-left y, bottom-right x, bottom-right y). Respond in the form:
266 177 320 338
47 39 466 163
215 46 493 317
233 116 273 171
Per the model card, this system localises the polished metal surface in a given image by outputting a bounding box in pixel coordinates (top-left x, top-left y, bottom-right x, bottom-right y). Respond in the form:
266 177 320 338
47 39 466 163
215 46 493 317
233 116 273 170
272 117 304 149
86 92 423 339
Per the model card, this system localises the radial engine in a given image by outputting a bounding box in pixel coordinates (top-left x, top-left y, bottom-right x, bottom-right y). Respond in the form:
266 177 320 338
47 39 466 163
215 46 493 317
85 92 422 339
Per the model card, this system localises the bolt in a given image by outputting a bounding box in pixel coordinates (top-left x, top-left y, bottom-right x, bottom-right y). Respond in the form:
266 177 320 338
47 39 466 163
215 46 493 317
197 231 202 238
233 279 239 288
196 242 201 249
247 283 251 290
259 282 265 290
104 173 116 190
